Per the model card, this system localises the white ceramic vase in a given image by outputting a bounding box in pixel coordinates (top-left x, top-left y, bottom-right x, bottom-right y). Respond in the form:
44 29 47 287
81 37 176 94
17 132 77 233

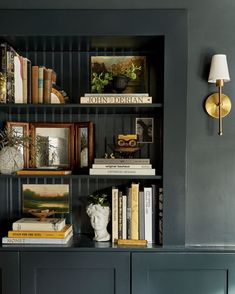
0 146 24 174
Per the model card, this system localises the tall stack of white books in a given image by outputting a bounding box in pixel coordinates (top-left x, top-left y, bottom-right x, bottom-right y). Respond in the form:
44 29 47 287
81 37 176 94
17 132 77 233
89 158 155 176
2 218 73 245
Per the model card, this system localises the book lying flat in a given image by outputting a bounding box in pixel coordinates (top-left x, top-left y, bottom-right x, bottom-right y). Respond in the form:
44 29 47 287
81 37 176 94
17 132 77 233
80 96 152 104
2 231 73 244
89 168 155 175
8 224 72 238
16 169 72 175
12 218 66 231
94 158 150 164
92 164 152 169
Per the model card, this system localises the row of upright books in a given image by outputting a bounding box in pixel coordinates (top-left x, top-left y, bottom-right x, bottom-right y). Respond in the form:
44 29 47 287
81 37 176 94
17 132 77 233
90 158 155 175
2 218 73 244
0 42 54 104
112 183 163 244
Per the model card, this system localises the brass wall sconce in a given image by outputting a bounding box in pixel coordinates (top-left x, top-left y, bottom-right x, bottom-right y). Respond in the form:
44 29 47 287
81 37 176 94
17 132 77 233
205 54 231 135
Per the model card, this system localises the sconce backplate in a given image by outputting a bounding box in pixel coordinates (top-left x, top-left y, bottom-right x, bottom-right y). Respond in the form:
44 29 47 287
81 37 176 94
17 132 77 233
205 93 231 118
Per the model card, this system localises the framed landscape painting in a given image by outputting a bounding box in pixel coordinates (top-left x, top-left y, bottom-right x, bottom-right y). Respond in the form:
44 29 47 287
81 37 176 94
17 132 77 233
91 56 147 93
22 184 69 213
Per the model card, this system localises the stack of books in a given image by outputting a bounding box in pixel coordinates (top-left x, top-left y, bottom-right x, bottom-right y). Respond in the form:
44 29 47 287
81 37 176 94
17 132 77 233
89 158 155 175
2 218 73 244
111 183 163 245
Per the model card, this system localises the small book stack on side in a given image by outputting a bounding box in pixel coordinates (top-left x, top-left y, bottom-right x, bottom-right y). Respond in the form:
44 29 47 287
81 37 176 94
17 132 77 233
2 218 73 244
89 158 155 175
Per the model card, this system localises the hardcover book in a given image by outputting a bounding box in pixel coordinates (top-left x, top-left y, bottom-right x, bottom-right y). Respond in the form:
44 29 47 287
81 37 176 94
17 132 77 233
80 95 152 104
131 183 139 240
89 168 155 175
2 230 73 244
8 224 72 238
94 158 150 164
16 169 72 175
112 187 119 243
12 218 66 231
144 187 153 243
92 164 152 169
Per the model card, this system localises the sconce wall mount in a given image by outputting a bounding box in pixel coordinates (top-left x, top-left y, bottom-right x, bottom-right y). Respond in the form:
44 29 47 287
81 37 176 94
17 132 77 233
205 54 231 136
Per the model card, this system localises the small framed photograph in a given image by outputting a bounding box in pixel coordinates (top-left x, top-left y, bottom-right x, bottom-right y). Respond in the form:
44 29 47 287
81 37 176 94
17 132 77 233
22 184 70 213
75 121 94 169
135 118 154 143
7 121 30 168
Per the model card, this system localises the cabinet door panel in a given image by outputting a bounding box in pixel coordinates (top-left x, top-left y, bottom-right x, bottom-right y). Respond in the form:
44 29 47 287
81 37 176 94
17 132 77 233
0 252 19 294
132 253 235 294
21 251 130 294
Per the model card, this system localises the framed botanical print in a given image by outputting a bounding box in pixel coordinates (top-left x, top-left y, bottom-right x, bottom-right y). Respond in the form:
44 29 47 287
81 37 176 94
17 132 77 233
75 121 94 170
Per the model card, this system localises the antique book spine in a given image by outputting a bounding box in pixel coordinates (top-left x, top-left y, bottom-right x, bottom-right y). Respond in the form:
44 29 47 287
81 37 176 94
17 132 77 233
131 183 139 240
126 187 132 239
158 187 163 245
112 187 119 243
31 65 39 104
80 96 152 104
38 66 44 103
43 68 52 103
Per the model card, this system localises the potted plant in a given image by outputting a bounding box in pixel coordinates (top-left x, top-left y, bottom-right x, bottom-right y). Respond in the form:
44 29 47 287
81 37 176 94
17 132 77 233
91 62 141 93
86 193 111 241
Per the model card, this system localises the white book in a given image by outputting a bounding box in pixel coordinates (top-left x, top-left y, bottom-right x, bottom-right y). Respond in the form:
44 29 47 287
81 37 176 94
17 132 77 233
2 231 73 244
12 218 66 231
14 55 23 103
122 195 127 239
85 93 149 97
144 187 153 243
112 187 119 243
80 96 152 104
92 164 152 169
94 158 150 164
89 168 155 176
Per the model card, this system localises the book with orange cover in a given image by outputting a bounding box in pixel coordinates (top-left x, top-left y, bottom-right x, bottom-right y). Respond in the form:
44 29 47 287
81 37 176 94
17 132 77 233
8 224 72 238
16 169 72 175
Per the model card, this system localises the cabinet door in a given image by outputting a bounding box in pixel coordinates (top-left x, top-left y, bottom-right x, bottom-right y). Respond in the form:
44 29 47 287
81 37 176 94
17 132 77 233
21 251 130 294
0 252 19 294
132 252 235 294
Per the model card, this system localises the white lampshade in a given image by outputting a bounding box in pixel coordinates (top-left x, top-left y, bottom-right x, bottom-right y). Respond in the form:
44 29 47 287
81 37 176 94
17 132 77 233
208 54 230 83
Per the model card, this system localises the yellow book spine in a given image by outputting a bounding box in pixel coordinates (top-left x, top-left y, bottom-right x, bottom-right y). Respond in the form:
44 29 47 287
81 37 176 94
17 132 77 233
8 225 72 238
131 183 139 240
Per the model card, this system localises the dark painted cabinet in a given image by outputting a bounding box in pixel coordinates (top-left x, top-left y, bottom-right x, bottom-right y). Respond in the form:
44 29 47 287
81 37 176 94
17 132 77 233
0 252 19 294
21 251 130 294
132 252 235 294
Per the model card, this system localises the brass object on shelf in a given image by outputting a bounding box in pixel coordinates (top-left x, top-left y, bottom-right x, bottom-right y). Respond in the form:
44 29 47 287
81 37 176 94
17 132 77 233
28 209 55 221
205 93 231 118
